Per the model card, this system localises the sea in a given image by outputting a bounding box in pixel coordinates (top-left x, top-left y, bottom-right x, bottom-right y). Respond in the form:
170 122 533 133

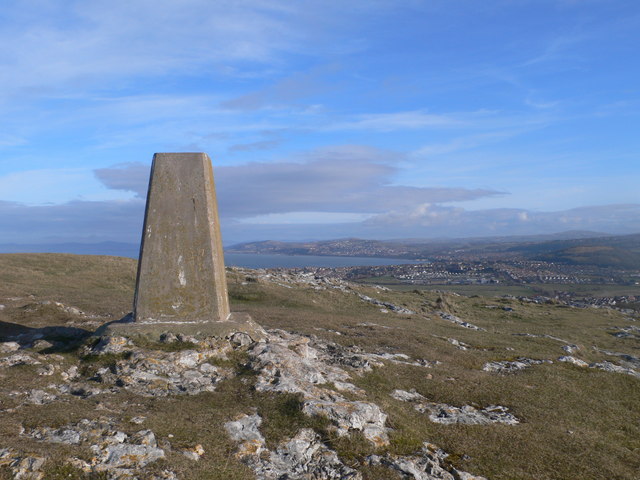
0 243 420 269
224 253 420 269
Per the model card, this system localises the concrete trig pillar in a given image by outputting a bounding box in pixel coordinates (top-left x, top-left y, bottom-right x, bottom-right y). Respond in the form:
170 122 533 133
134 153 230 323
97 153 264 341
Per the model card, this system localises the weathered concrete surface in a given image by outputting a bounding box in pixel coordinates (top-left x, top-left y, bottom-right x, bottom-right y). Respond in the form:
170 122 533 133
98 153 264 341
135 153 229 323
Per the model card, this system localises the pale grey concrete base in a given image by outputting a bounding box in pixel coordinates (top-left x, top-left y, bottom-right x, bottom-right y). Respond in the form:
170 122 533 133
93 312 266 342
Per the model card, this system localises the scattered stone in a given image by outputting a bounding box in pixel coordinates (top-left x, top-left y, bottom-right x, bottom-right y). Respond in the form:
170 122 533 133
3 450 46 480
589 361 640 379
610 325 640 339
30 339 55 351
228 331 254 347
558 356 588 367
367 443 487 480
426 404 519 426
90 336 134 355
594 348 640 369
483 358 551 374
25 389 58 405
61 365 79 381
92 342 232 396
358 293 415 314
448 338 470 350
391 389 519 425
27 426 82 444
437 312 485 331
181 444 205 461
562 344 579 354
390 389 426 403
249 330 390 445
24 418 167 477
36 364 56 376
356 322 393 329
226 418 361 480
0 341 21 353
261 429 361 480
54 382 106 398
130 416 146 425
225 414 266 457
159 332 179 343
303 396 389 444
0 352 41 367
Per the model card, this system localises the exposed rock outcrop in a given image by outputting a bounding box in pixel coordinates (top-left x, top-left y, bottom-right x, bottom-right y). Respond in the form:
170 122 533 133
225 415 361 479
391 389 519 426
367 443 488 480
482 358 551 374
437 312 485 331
249 330 389 446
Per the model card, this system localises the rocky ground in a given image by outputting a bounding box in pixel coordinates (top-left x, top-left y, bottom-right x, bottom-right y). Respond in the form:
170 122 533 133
0 257 639 479
0 324 497 479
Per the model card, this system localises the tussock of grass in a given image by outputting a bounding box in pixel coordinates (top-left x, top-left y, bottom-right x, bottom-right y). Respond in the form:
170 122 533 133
42 462 109 480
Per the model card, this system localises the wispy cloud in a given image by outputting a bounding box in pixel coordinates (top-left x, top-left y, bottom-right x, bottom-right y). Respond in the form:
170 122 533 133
327 110 463 132
93 145 503 217
2 197 637 246
220 65 339 111
365 203 640 238
229 139 283 152
412 131 522 157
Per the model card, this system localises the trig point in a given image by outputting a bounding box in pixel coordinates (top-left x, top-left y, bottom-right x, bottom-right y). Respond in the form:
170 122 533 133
97 152 264 341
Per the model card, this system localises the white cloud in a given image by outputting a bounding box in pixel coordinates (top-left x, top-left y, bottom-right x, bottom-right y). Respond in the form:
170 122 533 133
327 110 462 132
93 146 503 217
365 203 640 238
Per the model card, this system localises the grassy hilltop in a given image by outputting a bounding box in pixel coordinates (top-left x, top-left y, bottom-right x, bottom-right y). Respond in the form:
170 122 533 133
0 253 638 479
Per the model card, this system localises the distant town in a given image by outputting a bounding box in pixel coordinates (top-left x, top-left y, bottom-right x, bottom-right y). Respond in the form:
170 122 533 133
230 233 640 313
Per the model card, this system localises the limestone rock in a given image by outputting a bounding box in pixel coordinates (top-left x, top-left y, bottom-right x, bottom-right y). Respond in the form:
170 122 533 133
25 389 57 405
589 361 640 379
181 444 205 461
438 312 485 331
483 358 551 374
229 331 255 347
561 344 579 354
391 390 519 426
303 396 389 445
0 448 46 480
226 419 362 480
358 293 415 314
558 356 588 367
91 336 134 355
259 429 361 480
94 346 232 396
24 417 168 478
224 414 266 457
0 352 41 367
0 341 21 353
367 443 487 480
249 330 390 445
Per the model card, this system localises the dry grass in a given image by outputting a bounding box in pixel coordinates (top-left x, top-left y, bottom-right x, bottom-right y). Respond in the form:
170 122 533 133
0 254 638 479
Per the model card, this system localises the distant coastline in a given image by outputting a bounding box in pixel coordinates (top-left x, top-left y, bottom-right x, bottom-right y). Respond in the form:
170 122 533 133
0 243 421 269
224 252 421 269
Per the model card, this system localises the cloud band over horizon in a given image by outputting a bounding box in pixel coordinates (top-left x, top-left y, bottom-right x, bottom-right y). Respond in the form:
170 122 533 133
2 149 638 246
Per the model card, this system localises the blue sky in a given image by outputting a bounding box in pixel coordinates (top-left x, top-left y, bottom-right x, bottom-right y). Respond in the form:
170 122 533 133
1 0 639 245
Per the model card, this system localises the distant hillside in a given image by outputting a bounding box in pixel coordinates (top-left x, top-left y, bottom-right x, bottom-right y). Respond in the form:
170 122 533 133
0 242 140 258
229 233 640 269
508 233 640 269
